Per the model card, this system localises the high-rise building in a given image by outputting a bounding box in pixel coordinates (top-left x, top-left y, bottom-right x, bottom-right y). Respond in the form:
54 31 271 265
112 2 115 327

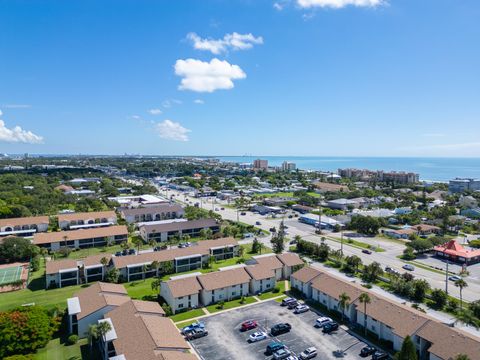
253 159 268 170
282 161 296 171
449 178 480 193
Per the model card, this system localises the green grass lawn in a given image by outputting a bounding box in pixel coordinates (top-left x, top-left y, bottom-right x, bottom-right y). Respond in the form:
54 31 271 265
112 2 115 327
257 281 287 300
170 308 205 322
206 296 258 313
124 278 159 301
34 337 89 360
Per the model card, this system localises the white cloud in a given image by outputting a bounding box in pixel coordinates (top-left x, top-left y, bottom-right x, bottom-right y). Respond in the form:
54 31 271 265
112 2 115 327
297 0 383 8
148 108 162 115
162 99 182 108
175 58 246 93
274 2 284 10
187 32 263 55
131 115 141 120
194 99 204 104
0 115 43 144
155 120 191 142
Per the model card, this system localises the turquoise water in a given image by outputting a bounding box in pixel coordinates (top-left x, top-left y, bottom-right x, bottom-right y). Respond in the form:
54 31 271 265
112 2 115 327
215 156 480 182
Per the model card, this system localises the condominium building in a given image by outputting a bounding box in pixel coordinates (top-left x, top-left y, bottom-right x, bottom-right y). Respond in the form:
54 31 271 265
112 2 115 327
57 210 117 230
449 178 480 193
119 204 184 224
33 225 128 251
290 266 480 360
0 215 49 238
253 159 268 170
138 218 219 242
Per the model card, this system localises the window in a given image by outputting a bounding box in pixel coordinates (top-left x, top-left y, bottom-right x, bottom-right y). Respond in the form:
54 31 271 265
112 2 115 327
179 303 184 308
232 292 236 296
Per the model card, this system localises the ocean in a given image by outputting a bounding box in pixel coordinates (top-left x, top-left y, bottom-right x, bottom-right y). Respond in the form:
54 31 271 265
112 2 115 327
215 156 480 182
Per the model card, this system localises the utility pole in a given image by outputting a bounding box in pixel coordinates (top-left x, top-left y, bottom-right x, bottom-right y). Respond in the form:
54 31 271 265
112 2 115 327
341 231 344 256
445 260 449 294
317 198 322 235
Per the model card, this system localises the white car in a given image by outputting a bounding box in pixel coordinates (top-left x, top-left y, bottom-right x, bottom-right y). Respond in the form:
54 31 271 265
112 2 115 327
286 356 299 360
248 331 267 343
300 347 318 359
294 304 310 314
315 317 332 328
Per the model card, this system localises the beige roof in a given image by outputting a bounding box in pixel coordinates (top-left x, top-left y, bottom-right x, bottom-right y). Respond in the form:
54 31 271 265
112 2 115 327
45 258 78 274
254 254 284 270
291 266 322 283
245 265 275 280
197 267 251 291
106 301 190 360
141 315 189 349
416 320 480 360
82 253 112 267
33 225 128 245
311 273 363 301
0 216 49 228
121 204 184 217
164 276 203 298
57 210 116 222
73 282 129 320
132 299 165 315
159 351 198 360
276 253 303 267
354 293 429 338
313 182 348 192
112 237 237 269
140 218 218 234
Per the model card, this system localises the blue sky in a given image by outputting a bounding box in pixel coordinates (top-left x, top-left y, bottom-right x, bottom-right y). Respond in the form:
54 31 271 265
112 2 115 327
1 0 480 157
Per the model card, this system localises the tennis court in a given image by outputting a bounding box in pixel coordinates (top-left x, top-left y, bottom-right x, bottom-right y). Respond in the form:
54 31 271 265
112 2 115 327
0 265 23 285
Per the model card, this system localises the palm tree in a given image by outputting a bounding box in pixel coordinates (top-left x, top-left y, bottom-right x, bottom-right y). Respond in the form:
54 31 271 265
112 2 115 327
151 278 161 297
142 264 148 281
455 278 468 309
338 292 351 322
96 321 112 359
359 293 371 336
88 324 98 350
148 238 157 249
100 257 109 280
150 260 160 277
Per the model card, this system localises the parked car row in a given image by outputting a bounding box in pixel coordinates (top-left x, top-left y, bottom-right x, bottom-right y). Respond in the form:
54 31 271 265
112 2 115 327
181 321 208 340
114 248 136 257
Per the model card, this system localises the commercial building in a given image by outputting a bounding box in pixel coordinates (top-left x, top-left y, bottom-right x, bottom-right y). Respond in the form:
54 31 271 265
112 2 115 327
119 204 184 224
327 198 360 211
449 178 480 193
434 240 480 265
108 194 168 208
58 210 117 230
33 225 128 251
298 213 340 230
290 266 480 359
0 215 49 238
253 159 268 170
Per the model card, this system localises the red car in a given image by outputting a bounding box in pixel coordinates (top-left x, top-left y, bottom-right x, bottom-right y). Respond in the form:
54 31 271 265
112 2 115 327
241 320 258 331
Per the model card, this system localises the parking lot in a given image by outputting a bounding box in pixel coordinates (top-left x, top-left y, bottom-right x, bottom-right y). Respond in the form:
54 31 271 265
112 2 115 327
188 300 367 360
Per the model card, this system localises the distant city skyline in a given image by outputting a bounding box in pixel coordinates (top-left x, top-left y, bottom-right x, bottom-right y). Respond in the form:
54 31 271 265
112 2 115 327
1 0 480 157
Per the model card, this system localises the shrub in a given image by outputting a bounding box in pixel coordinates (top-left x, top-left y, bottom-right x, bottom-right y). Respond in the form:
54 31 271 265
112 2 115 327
272 286 280 293
0 306 58 358
31 255 40 272
67 334 78 345
161 304 172 316
4 355 35 360
217 301 225 309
